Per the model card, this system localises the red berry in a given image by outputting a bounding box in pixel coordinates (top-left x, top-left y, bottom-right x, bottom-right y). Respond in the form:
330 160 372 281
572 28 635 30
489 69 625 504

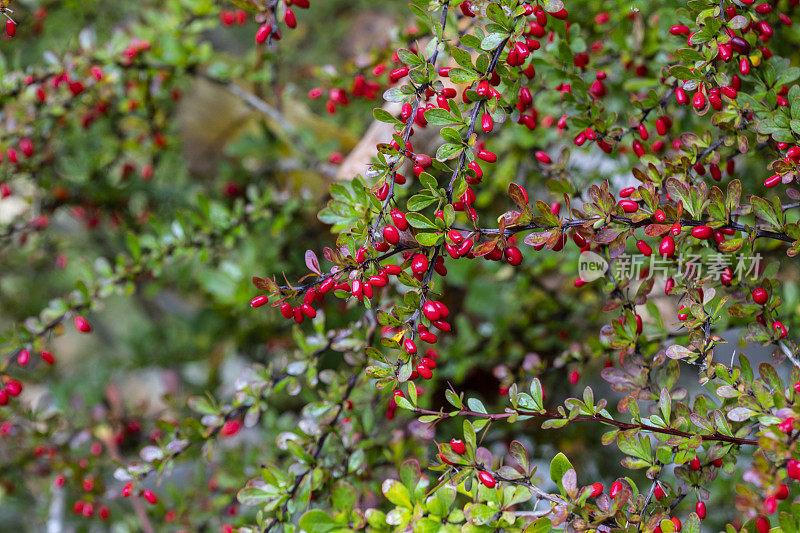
481 113 493 133
74 316 92 333
690 456 701 470
416 364 432 379
390 209 408 230
691 225 712 239
589 482 603 497
569 370 579 384
659 235 675 257
284 8 297 28
609 481 623 498
696 501 706 519
765 174 781 188
5 20 16 37
654 484 665 500
250 295 268 308
775 484 789 500
383 225 400 245
5 380 22 396
477 149 497 163
255 24 271 44
505 246 523 266
450 439 466 454
411 254 428 275
121 482 134 497
692 91 706 110
17 349 29 366
756 517 770 533
671 517 681 531
477 470 496 488
753 288 768 305
41 350 55 365
142 489 158 505
618 200 639 213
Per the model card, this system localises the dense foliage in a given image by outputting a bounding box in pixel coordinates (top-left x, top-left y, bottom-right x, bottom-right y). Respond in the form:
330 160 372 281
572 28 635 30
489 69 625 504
2 0 800 531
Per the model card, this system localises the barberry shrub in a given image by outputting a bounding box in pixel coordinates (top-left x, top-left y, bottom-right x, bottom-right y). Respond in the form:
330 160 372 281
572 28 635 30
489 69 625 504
2 0 800 531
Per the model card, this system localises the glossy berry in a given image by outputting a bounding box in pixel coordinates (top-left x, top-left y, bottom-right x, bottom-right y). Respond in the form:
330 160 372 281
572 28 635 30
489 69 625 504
383 225 400 244
450 439 466 454
250 295 268 308
636 240 652 256
505 246 523 266
690 456 701 470
658 235 675 257
255 24 271 44
142 489 158 505
696 501 706 519
756 517 770 533
609 481 623 498
477 470 496 488
753 288 768 305
74 316 92 333
691 225 712 239
589 482 603 497
5 20 16 37
411 254 428 275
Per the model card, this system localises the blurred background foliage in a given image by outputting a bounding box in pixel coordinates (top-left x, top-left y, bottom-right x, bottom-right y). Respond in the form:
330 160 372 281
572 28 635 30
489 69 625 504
0 0 799 531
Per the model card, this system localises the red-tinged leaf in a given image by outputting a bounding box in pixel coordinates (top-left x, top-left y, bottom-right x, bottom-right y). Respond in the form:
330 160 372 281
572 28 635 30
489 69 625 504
717 238 744 252
594 228 625 243
508 183 529 209
643 224 671 237
499 210 523 227
305 250 321 275
524 230 555 247
473 239 498 257
666 344 695 359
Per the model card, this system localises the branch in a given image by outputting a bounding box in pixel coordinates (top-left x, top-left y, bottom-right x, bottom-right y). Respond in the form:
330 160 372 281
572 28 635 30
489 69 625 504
411 406 758 446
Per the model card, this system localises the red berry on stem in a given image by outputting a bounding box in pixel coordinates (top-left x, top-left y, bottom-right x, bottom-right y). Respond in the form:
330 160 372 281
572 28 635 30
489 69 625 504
255 24 271 44
609 481 623 498
505 246 523 266
250 295 268 308
691 225 712 239
659 236 675 257
411 254 428 274
74 316 92 333
589 482 603 497
696 501 706 519
142 489 158 505
478 470 496 488
6 20 16 38
450 439 466 454
753 288 768 305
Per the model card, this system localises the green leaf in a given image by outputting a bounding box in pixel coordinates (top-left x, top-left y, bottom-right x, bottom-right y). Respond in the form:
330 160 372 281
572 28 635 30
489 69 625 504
481 33 507 51
405 212 437 230
549 452 573 490
298 510 340 533
436 143 464 161
373 108 401 124
524 518 553 533
449 68 479 84
407 194 437 211
415 232 442 246
424 108 459 126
